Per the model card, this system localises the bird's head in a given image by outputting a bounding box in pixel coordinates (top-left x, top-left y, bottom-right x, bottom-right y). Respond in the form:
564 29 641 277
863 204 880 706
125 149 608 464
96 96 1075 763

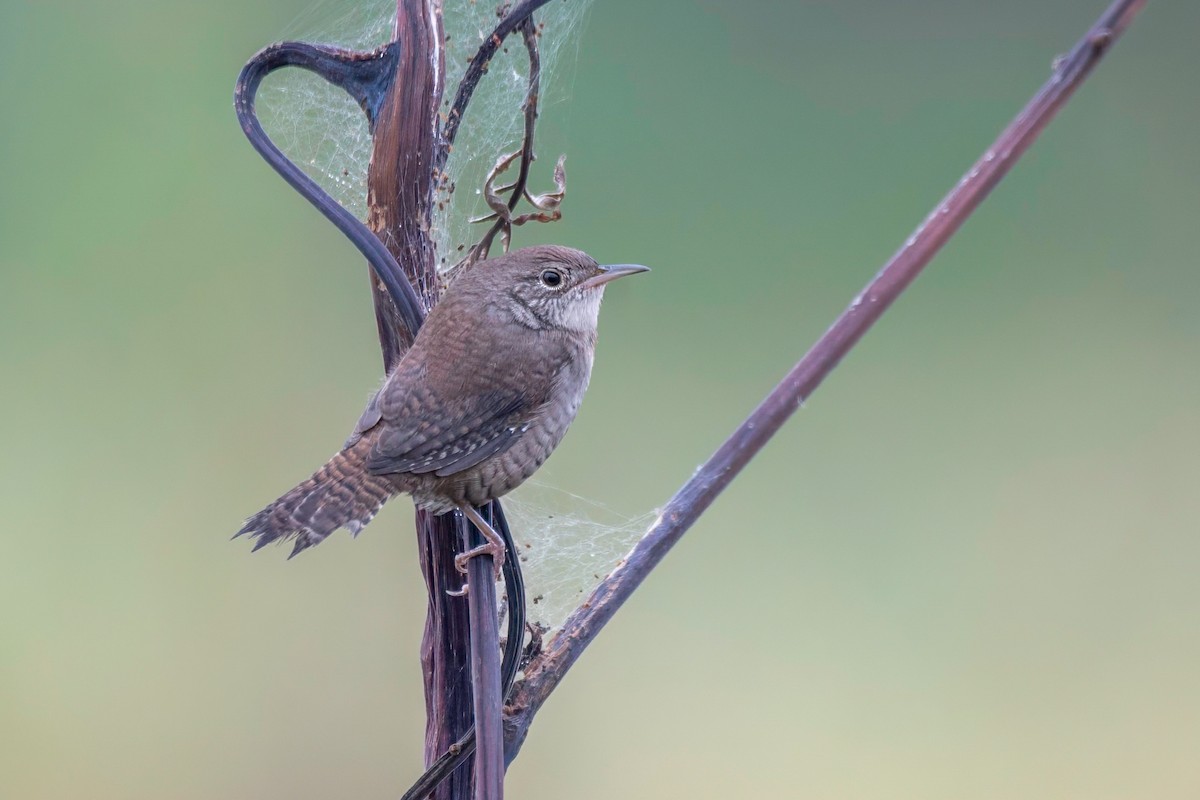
468 245 649 333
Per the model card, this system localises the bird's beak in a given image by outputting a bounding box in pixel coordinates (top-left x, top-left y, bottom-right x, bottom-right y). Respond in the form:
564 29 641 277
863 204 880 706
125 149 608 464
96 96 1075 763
580 263 651 290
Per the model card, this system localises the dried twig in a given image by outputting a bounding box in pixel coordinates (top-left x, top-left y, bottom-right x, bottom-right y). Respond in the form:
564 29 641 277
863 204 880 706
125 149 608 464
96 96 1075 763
471 18 541 261
501 0 1149 762
439 0 556 164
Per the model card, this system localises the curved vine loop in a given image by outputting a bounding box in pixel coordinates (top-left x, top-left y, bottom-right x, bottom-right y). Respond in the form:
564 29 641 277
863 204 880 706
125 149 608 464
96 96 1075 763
234 40 426 338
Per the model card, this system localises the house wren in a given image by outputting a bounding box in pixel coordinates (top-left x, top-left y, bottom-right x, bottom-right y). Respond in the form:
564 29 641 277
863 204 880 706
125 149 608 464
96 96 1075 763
237 245 648 568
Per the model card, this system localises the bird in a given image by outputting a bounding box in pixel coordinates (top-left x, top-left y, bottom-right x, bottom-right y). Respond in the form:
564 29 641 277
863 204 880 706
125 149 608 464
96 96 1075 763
235 244 648 571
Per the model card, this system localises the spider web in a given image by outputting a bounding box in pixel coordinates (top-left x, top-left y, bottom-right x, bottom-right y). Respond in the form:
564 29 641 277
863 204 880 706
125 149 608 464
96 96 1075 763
505 480 656 632
257 0 593 269
255 0 650 632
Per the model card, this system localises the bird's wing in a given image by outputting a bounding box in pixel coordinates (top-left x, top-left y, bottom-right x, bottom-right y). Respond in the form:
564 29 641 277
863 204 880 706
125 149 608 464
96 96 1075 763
365 384 530 478
360 296 563 479
343 387 383 448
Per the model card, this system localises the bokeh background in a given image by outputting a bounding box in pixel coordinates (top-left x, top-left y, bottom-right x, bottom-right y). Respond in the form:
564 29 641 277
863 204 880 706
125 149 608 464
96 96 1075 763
3 1 1198 798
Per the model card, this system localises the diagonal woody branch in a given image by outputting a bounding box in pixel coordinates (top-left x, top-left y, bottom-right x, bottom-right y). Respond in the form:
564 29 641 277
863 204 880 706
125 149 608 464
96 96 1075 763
502 0 1149 760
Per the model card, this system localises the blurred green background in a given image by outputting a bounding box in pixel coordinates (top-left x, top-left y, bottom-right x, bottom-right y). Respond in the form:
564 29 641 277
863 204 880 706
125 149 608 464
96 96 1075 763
3 0 1198 798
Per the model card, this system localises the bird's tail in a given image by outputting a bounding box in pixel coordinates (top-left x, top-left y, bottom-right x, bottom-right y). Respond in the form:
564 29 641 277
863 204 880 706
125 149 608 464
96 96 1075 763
235 439 395 558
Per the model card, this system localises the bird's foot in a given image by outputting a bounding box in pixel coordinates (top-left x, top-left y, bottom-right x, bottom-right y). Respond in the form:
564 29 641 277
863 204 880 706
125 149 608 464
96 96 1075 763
453 539 505 581
456 504 507 581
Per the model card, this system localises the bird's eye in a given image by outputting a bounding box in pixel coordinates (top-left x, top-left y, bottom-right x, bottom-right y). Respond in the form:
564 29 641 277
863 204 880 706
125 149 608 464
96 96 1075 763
540 269 564 288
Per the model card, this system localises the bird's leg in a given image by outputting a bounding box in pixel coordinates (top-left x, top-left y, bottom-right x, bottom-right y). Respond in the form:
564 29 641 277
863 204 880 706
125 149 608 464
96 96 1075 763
455 504 506 580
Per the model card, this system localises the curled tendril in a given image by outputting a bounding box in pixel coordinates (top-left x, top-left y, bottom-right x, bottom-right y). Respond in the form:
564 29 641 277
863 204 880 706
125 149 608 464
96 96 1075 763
457 151 567 271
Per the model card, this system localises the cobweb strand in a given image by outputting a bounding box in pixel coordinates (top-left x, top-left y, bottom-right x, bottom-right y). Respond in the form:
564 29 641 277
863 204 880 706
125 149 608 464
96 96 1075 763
504 479 656 633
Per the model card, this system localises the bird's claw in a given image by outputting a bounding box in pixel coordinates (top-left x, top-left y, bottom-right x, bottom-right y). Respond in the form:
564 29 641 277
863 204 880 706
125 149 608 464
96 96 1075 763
453 540 505 581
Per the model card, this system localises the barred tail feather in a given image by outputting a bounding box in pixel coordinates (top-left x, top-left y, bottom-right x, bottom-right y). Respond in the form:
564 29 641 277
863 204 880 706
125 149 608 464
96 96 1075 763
235 441 395 558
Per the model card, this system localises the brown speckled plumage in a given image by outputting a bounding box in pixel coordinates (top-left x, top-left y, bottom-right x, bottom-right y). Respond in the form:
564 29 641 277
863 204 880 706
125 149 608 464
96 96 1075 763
237 245 645 557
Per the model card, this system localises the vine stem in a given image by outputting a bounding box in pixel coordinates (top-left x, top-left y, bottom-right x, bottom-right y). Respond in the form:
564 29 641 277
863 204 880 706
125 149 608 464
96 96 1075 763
502 0 1150 761
463 513 504 800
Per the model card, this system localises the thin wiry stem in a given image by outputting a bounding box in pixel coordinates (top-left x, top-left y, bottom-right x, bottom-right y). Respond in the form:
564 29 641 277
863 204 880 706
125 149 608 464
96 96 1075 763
471 17 542 262
501 0 1150 762
438 0 556 168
